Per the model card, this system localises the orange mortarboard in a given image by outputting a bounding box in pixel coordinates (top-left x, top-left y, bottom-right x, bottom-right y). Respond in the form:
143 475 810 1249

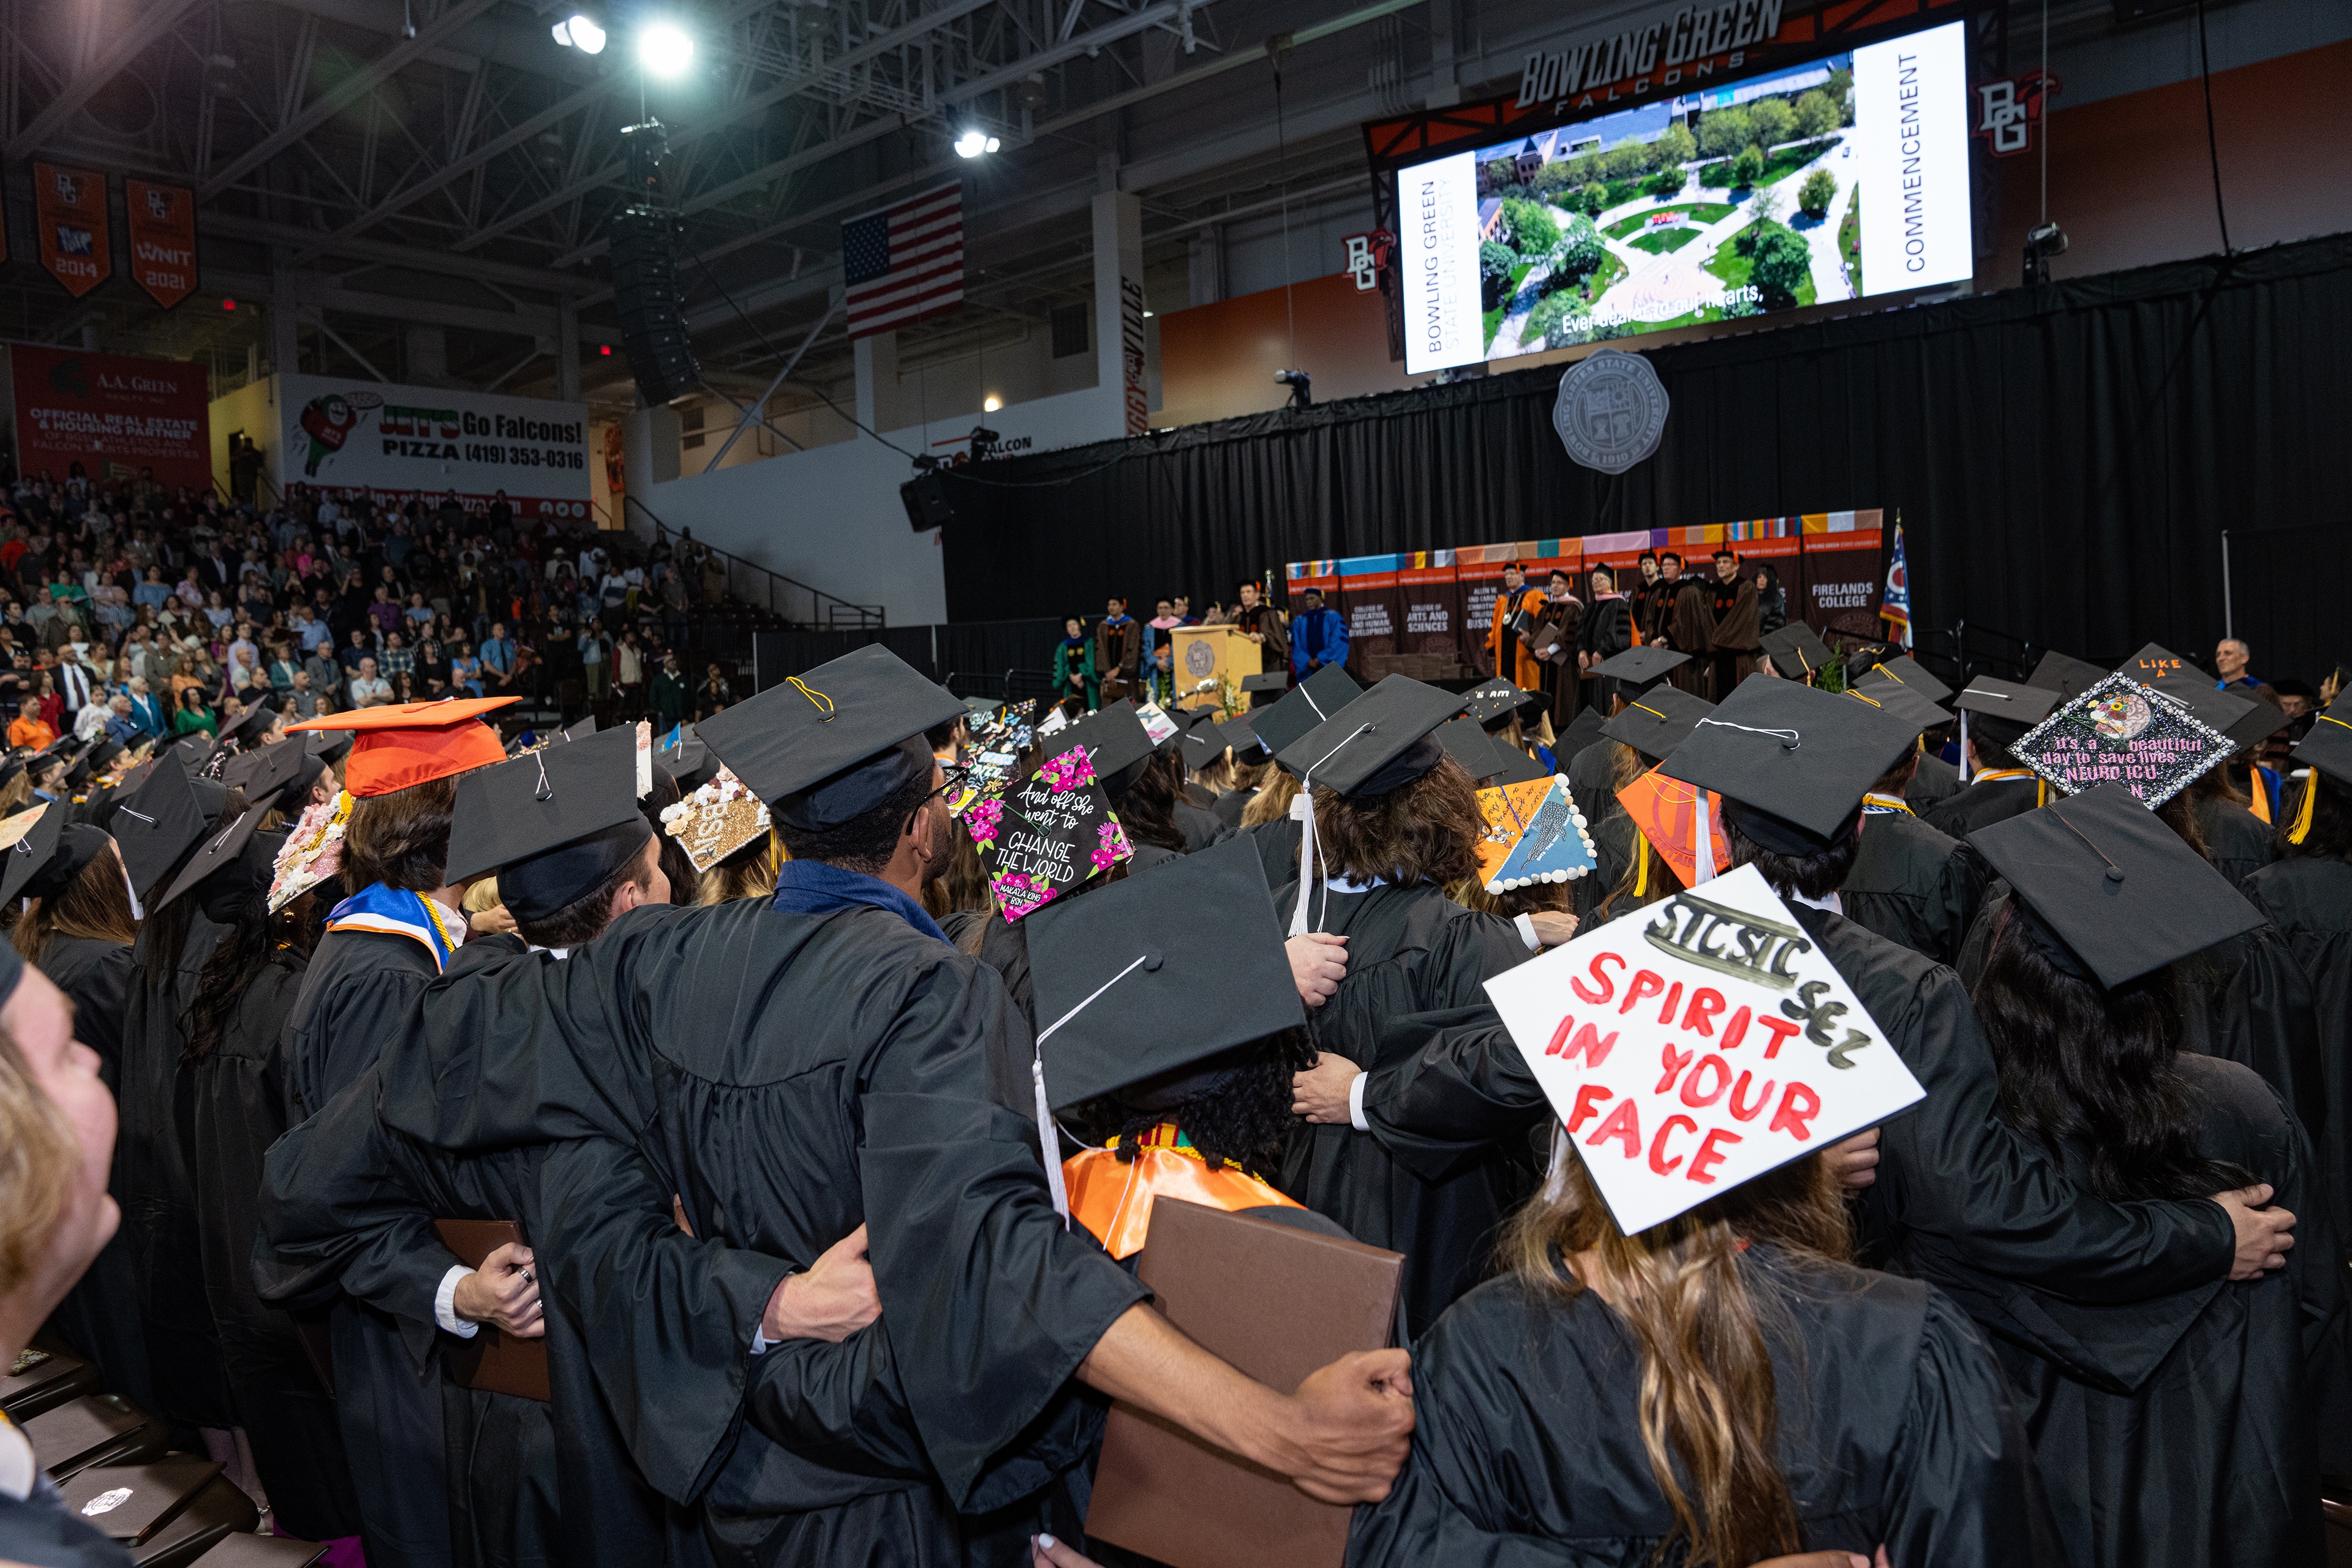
284 698 520 797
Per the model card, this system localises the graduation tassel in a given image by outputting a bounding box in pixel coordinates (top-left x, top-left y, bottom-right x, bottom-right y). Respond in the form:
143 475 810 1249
1958 709 1970 783
1290 722 1373 938
1691 787 1717 884
1031 952 1155 1227
2286 770 2316 843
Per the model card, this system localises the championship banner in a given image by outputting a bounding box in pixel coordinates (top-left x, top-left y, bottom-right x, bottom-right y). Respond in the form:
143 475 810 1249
4 344 210 489
124 179 198 311
273 372 592 521
1483 863 1924 1234
34 164 110 298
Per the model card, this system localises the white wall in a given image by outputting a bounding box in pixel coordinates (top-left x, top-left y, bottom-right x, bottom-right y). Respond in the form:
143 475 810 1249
639 382 1122 627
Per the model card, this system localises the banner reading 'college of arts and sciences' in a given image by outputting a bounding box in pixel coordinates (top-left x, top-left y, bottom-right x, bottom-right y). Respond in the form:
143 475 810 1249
274 372 594 522
34 163 110 298
124 179 198 311
3 343 211 489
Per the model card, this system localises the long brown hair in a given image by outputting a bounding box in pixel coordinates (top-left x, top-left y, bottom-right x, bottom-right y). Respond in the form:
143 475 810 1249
1506 1151 1852 1568
14 843 139 965
1240 766 1298 829
1310 755 1482 887
696 832 781 906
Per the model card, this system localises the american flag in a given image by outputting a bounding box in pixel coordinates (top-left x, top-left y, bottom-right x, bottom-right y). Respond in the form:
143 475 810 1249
842 184 964 340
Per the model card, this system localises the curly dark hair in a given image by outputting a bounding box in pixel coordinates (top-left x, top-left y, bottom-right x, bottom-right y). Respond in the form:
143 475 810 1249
1102 1027 1317 1181
1721 812 1858 900
183 891 318 1063
1971 901 2251 1203
2280 769 2352 862
342 775 459 892
1310 753 1482 887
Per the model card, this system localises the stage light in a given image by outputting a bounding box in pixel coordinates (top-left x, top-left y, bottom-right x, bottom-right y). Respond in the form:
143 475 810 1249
552 14 607 53
983 395 1001 412
639 20 694 77
954 129 1000 158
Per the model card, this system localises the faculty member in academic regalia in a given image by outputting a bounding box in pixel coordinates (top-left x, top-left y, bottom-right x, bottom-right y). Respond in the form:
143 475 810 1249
1967 785 2340 1568
1275 677 1546 1332
369 647 1416 1565
1921 677 2062 837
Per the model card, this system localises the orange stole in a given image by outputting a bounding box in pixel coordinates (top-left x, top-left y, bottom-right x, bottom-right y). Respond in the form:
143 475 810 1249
1063 1136 1300 1261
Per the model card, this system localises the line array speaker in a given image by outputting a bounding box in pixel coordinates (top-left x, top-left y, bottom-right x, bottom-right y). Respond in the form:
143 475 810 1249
608 203 701 406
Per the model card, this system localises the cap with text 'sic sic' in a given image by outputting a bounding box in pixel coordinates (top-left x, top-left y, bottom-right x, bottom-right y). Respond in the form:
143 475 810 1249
1969 780 2263 988
444 726 654 923
285 696 520 798
696 646 963 832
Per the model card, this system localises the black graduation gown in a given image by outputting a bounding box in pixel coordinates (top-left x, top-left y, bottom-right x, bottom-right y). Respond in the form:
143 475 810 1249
184 950 362 1544
1993 1054 2338 1568
1351 1248 2060 1567
1211 786 1253 831
2193 793 2277 892
1920 774 2044 836
1905 749 1964 810
1357 910 2239 1382
278 924 455 1568
1248 813 1300 890
1173 799 1227 853
117 913 236 1436
1564 739 1621 830
1272 880 1536 1335
33 935 151 1420
2243 856 2352 1244
1839 808 1988 967
371 900 1149 1565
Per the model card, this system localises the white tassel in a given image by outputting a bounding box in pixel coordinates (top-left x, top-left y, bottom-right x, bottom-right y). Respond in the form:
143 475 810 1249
1958 709 1971 784
1692 788 1716 884
1032 1058 1071 1225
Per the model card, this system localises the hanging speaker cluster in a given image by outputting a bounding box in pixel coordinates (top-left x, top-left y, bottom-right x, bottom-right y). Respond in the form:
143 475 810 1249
608 204 701 407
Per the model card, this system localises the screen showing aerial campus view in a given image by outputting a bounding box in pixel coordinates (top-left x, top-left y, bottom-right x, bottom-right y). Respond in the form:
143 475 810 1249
1398 20 1973 374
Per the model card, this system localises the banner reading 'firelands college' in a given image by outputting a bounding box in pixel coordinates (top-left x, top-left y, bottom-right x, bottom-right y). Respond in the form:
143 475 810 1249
4 344 212 489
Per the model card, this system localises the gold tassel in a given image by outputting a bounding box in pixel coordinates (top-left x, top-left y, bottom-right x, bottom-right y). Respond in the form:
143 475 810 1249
2288 772 2318 843
1634 837 1650 898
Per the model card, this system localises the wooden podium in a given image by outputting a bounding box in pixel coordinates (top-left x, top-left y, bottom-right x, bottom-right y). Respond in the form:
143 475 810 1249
1169 626 1259 714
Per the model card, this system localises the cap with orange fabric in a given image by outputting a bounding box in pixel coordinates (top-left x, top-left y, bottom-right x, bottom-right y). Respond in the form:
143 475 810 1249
284 697 520 797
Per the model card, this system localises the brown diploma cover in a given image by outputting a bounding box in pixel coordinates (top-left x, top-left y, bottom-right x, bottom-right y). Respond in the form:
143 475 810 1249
433 1218 551 1402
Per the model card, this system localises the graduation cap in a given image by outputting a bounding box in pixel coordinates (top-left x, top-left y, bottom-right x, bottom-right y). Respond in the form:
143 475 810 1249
1969 781 2264 988
1588 646 1690 696
1434 717 1503 782
1217 715 1270 767
1662 674 1918 846
1024 835 1304 1120
564 715 599 741
1177 723 1231 772
2115 642 2207 700
1479 776 1600 892
2025 650 2107 702
221 741 314 811
1280 663 1363 728
1049 701 1158 795
1557 707 1608 761
304 729 354 767
1461 678 1528 729
1850 654 1953 707
444 726 654 925
1601 687 1714 763
1272 676 1466 799
153 804 274 911
1845 674 1952 739
108 753 212 902
1238 672 1290 694
285 696 520 798
659 767 772 873
217 703 276 748
1758 622 1833 682
1486 742 1550 786
2010 674 2239 809
2290 696 2352 788
0 804 63 905
1953 677 2060 748
170 733 217 772
652 734 716 790
268 794 351 913
2159 682 2285 750
695 646 962 832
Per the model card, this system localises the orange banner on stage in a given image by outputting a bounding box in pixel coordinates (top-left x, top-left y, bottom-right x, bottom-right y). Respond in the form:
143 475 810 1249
124 179 197 311
34 163 109 298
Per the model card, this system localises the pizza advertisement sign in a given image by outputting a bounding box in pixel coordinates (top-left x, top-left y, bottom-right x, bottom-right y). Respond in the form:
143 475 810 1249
1483 864 1924 1235
963 744 1133 920
2010 673 2234 807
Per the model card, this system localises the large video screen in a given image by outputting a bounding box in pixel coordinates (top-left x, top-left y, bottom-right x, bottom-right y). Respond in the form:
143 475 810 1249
1398 20 1973 374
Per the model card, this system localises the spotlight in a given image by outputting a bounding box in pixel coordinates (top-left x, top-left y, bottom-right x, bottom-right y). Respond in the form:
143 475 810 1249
982 395 1001 412
551 13 606 53
954 129 1000 158
1274 368 1313 409
2022 221 2068 287
639 20 694 77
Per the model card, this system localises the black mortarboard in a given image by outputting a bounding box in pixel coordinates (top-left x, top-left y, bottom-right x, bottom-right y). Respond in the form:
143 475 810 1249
2025 650 2107 701
110 754 211 900
1049 701 1157 796
172 733 217 771
1758 622 1833 682
1851 654 1953 707
218 703 275 747
444 727 653 923
153 804 272 911
1486 742 1550 785
62 752 92 791
1434 717 1503 782
1845 674 1952 738
1969 781 2264 988
1178 723 1230 772
2116 643 2207 701
698 646 963 832
1238 671 1289 693
1218 716 1270 766
653 734 716 790
1662 674 1917 844
1558 707 1608 760
565 715 599 741
2291 697 2352 787
0 804 62 905
85 741 121 775
1250 665 1363 768
2161 682 2285 750
1024 835 1305 1113
221 740 311 810
1589 646 1691 695
1462 678 1524 727
22 821 111 905
305 729 354 766
1953 677 2060 747
1601 686 1715 762
1273 676 1467 798
1174 705 1224 733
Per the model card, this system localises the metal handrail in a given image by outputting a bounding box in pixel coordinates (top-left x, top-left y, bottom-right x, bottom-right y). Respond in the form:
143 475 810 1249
622 494 884 631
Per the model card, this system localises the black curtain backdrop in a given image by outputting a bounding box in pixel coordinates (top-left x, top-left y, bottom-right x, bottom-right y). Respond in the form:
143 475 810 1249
753 618 1066 693
941 233 2352 687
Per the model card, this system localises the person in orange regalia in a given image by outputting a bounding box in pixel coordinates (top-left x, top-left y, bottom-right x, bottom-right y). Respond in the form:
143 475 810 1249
1485 561 1550 690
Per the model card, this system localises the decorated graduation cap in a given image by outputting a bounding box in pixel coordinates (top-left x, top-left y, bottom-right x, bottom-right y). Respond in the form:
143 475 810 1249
1850 654 1953 707
1434 717 1503 782
1663 673 1918 856
1588 646 1690 696
2115 642 2207 701
696 646 962 831
2024 649 2107 701
285 696 520 798
1758 622 1833 682
1462 677 1537 731
1476 775 1599 892
1969 781 2264 988
1601 687 1714 763
109 753 213 903
444 726 653 925
1952 676 2060 749
1844 674 1951 739
660 767 772 872
269 793 352 913
1022 835 1305 1219
2007 672 2236 809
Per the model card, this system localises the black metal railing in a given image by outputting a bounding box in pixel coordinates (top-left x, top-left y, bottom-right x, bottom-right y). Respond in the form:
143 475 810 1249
624 496 884 632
